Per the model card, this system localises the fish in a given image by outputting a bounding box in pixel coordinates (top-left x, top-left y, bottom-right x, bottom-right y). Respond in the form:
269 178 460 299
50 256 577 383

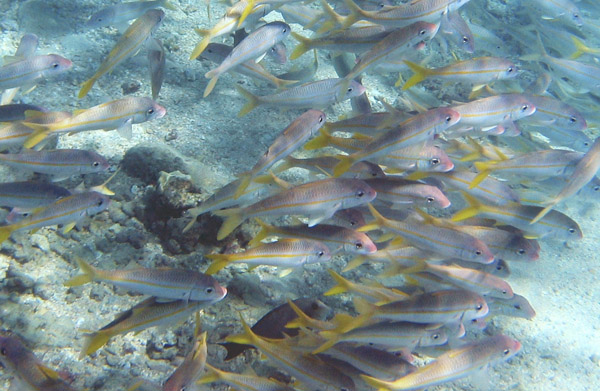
0 181 70 209
219 298 329 360
0 334 78 391
235 78 366 116
324 269 408 303
487 294 536 320
81 297 206 357
402 57 518 90
380 142 455 173
0 54 72 91
79 9 165 98
0 103 47 122
365 177 451 209
0 111 72 150
453 224 540 262
234 109 326 197
522 94 587 131
277 48 319 84
360 204 495 264
250 219 377 254
23 97 167 148
440 10 474 53
147 38 165 100
275 155 386 179
333 107 460 177
0 190 110 244
213 178 376 240
529 0 583 27
163 328 207 391
226 315 356 391
203 21 291 97
197 363 297 391
205 239 332 275
64 257 227 302
361 334 521 390
0 148 110 181
86 0 176 29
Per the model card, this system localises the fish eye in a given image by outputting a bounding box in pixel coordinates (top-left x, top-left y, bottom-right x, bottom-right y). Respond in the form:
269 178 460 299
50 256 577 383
148 108 155 115
503 349 510 355
568 228 576 234
180 387 187 391
319 116 324 123
0 348 6 355
317 250 325 257
517 249 526 255
514 304 522 310
93 161 100 167
430 158 440 165
594 186 600 192
432 333 439 339
475 250 482 255
419 29 427 36
347 87 354 93
496 264 503 271
502 289 507 295
52 62 59 68
426 197 435 203
356 190 365 197
355 242 363 249
445 115 452 123
283 27 288 33
97 199 104 207
507 66 513 73
569 116 577 123
476 304 483 310
520 104 529 112
462 36 469 43
205 287 213 294
350 220 357 226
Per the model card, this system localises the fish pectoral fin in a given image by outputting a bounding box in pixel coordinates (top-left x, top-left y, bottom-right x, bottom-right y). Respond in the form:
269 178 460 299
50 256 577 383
61 221 77 234
36 363 60 380
278 268 294 277
306 210 335 227
116 118 133 139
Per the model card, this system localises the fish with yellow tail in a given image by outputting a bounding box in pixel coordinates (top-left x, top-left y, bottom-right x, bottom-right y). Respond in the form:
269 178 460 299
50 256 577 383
78 9 164 98
361 334 521 391
163 322 207 391
0 54 72 91
197 363 297 391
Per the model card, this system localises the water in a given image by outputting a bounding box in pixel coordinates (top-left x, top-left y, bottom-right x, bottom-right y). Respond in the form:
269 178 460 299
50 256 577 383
0 0 599 390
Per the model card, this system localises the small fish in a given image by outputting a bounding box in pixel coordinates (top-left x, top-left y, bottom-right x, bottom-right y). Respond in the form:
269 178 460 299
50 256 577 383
205 239 332 275
0 54 72 91
403 57 518 90
234 109 326 197
250 219 377 254
529 0 583 27
0 111 71 150
380 142 455 173
64 257 227 302
79 9 165 98
147 38 165 100
86 0 175 28
275 155 386 179
0 334 78 391
23 97 166 148
0 149 110 181
365 177 451 209
236 78 365 116
277 49 319 84
333 107 460 177
197 363 297 391
440 10 474 53
522 94 587 131
324 269 408 303
0 191 110 244
203 21 291 97
0 181 70 209
219 298 329 360
454 225 540 262
268 41 287 64
487 294 536 320
163 329 207 391
81 297 206 357
0 103 47 122
213 178 376 240
362 334 521 390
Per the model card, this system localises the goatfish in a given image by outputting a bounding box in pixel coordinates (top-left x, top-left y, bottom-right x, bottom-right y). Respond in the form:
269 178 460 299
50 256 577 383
226 315 356 391
324 269 408 303
440 10 474 53
197 363 296 391
234 109 326 198
64 257 227 302
0 54 72 91
361 334 521 390
201 43 296 89
213 178 376 240
0 334 78 391
365 177 451 209
333 107 460 177
453 225 540 262
0 181 70 209
78 9 165 98
487 294 536 320
86 0 175 28
0 191 110 244
23 96 166 148
339 0 471 29
0 111 72 150
523 94 587 131
380 142 455 173
220 298 330 361
0 148 110 181
182 174 286 233
205 239 332 275
275 155 386 179
203 21 291 97
361 204 495 265
236 78 365 116
81 297 206 357
163 328 207 391
250 219 377 254
452 193 582 240
402 56 518 90
147 38 165 100
531 137 600 223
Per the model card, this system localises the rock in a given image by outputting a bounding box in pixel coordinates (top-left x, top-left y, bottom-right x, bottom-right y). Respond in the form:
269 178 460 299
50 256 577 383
157 171 200 210
121 143 188 184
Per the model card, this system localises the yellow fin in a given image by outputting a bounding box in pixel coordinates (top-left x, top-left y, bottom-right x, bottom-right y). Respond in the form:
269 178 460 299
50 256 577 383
205 253 232 275
290 32 310 60
324 269 351 296
213 207 244 240
235 85 260 117
402 60 432 90
81 330 111 358
237 0 255 28
64 257 97 287
203 75 219 98
78 77 97 99
333 154 355 177
343 255 365 271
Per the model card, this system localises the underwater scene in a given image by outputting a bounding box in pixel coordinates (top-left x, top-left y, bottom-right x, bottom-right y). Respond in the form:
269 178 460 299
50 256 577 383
0 0 599 390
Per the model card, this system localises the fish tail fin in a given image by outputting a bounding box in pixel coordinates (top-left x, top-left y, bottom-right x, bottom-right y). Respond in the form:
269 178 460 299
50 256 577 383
333 154 356 177
451 192 487 222
311 332 340 354
235 85 260 117
203 74 220 97
570 36 597 59
162 1 178 11
470 161 494 188
78 77 97 99
64 258 97 287
197 364 223 384
343 255 365 272
0 226 15 244
237 0 255 27
290 32 311 60
341 0 362 29
233 173 252 199
182 207 203 233
225 314 258 346
395 258 428 275
81 330 111 358
324 269 351 296
530 201 557 225
190 29 212 59
520 32 546 62
22 129 50 149
213 207 244 240
285 299 324 330
303 129 331 150
272 157 293 174
357 204 387 233
316 0 344 33
402 60 432 90
248 218 272 247
205 254 233 275
360 374 393 391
